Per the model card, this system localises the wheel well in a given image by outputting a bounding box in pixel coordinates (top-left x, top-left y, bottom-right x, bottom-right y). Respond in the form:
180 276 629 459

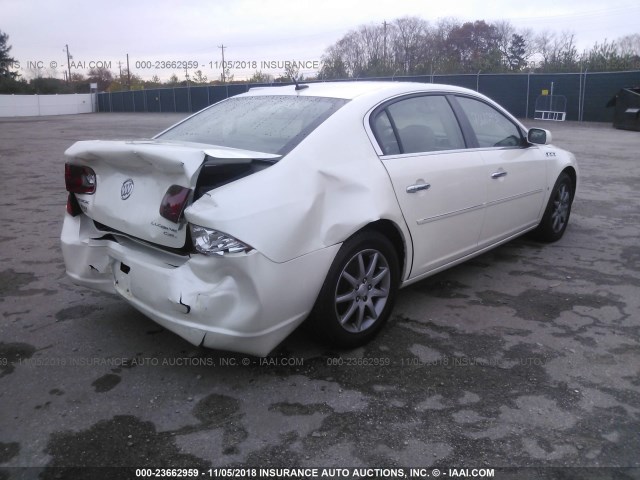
562 166 577 196
359 219 406 272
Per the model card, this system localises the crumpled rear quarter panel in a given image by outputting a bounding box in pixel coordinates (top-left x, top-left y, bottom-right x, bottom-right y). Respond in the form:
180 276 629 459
186 102 408 264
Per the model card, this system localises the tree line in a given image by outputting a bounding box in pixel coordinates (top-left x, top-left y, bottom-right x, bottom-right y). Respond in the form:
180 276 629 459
317 17 640 79
2 20 639 95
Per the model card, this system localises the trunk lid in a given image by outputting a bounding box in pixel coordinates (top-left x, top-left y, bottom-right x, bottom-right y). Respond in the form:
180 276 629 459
65 140 278 249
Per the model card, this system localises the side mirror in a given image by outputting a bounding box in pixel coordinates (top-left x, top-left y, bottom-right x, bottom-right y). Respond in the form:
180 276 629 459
527 128 552 145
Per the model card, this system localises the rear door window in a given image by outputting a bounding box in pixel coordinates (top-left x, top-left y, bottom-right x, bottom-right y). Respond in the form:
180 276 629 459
371 109 400 155
372 95 466 155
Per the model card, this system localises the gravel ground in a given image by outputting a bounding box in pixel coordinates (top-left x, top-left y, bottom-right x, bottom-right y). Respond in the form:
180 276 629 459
0 113 639 479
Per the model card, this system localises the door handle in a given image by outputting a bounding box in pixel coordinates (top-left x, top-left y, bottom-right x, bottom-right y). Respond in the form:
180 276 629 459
406 183 431 193
491 170 508 179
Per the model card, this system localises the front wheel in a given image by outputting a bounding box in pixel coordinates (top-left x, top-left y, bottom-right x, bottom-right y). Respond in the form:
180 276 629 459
532 172 574 242
309 231 400 348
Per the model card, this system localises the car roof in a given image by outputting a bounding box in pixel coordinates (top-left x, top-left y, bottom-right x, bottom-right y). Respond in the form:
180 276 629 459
241 81 519 127
245 81 476 100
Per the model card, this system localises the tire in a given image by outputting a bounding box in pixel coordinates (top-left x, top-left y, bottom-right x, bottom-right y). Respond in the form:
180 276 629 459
309 230 400 348
532 172 574 242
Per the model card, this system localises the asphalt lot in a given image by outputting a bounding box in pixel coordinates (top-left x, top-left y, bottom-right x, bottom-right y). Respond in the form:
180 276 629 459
0 113 639 478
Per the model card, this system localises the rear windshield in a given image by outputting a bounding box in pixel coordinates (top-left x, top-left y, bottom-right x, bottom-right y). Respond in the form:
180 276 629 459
156 95 348 155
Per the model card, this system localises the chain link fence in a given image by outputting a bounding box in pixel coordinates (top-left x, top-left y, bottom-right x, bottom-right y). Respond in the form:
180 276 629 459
97 70 640 123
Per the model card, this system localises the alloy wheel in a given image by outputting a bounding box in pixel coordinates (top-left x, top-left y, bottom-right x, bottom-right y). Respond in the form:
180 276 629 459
334 249 391 333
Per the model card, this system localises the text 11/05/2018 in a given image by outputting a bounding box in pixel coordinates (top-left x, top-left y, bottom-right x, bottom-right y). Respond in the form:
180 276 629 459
213 60 321 70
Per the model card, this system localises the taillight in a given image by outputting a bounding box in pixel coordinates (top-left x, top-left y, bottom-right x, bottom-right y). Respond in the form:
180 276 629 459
190 224 253 255
159 185 192 223
66 193 83 217
65 163 96 194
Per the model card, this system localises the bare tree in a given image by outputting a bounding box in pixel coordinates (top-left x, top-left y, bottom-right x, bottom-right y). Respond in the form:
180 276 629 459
284 62 301 81
148 75 161 87
494 20 515 70
320 22 395 78
248 70 274 83
192 70 208 84
534 31 578 72
319 44 349 79
493 21 533 71
319 14 626 77
617 33 640 57
431 17 462 74
581 38 640 71
391 17 429 75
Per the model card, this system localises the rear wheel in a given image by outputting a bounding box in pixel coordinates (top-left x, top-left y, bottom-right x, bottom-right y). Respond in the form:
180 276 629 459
309 231 400 348
532 172 573 242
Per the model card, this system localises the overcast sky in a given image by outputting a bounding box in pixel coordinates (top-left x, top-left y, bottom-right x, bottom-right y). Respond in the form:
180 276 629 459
3 0 639 81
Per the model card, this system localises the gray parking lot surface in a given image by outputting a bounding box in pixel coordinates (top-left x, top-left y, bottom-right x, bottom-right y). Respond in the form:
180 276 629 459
0 113 639 477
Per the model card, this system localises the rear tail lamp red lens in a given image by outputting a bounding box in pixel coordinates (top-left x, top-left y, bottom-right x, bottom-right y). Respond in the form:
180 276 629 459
66 193 83 217
65 163 96 194
159 185 192 223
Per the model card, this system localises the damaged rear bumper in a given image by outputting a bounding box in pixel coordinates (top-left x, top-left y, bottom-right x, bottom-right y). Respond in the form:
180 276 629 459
61 214 339 356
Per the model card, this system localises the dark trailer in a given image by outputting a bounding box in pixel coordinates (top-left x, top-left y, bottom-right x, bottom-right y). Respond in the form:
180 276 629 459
607 87 640 131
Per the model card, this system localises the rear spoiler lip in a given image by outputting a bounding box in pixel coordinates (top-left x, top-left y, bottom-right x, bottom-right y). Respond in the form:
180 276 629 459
128 138 282 160
64 140 281 176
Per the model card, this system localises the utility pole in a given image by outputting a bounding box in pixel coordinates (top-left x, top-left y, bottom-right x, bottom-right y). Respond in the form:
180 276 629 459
218 44 226 84
382 21 389 67
65 44 72 83
126 54 131 90
118 61 123 83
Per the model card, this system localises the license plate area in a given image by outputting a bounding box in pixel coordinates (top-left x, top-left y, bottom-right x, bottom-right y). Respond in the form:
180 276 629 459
114 261 132 297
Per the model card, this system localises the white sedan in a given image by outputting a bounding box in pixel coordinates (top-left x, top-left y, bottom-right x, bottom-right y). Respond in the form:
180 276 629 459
61 81 577 356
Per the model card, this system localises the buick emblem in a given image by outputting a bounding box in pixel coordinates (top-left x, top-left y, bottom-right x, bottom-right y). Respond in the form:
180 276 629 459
121 179 134 200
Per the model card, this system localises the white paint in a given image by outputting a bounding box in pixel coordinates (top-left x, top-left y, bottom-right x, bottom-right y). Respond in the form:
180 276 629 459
61 81 578 355
0 93 94 117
